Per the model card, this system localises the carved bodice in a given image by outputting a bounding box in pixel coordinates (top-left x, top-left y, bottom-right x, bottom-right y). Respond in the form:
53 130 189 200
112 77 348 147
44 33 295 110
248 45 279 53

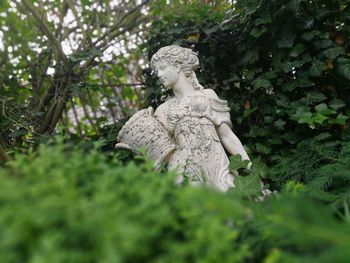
155 90 232 138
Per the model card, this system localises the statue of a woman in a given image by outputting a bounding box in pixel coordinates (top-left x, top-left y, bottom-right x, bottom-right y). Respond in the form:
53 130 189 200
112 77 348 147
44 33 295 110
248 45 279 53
117 45 251 191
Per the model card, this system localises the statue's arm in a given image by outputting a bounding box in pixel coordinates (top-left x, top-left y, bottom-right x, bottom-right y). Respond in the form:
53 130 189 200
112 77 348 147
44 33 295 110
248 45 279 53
217 123 250 162
203 89 251 163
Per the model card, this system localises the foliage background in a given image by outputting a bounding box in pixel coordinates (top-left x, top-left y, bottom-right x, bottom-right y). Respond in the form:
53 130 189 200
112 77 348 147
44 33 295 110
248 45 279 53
0 0 350 262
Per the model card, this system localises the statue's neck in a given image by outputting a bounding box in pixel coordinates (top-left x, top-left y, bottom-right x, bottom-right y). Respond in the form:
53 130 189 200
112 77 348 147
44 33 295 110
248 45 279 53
172 74 194 98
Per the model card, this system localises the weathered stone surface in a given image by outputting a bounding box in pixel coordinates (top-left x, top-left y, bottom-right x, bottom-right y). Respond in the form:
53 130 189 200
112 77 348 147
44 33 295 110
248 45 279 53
117 45 252 191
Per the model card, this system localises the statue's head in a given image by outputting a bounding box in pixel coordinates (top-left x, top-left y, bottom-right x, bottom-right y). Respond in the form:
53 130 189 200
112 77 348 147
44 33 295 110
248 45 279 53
151 45 203 90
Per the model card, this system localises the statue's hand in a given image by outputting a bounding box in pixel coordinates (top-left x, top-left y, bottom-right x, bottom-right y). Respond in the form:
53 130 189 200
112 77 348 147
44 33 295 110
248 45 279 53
146 106 155 116
115 142 132 151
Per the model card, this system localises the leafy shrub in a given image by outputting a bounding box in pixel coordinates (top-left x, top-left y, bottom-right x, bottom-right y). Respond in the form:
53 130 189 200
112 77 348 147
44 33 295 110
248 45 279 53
143 0 350 163
0 140 251 262
0 140 350 262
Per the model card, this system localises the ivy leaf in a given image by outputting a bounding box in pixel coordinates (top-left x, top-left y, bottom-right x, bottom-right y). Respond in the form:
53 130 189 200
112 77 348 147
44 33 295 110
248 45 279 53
234 174 262 197
277 32 296 48
314 132 332 141
283 81 297 91
256 143 271 154
273 119 286 131
302 30 321 41
314 39 333 50
328 114 349 125
337 63 350 80
242 0 262 15
323 47 344 59
287 0 303 13
9 129 27 138
250 27 267 38
282 61 294 73
315 103 337 115
295 77 314 88
290 43 306 57
229 155 250 171
253 78 271 90
255 12 272 25
264 116 274 123
297 112 313 125
269 138 283 145
239 50 259 65
309 60 325 77
313 113 328 124
291 106 311 120
329 99 346 110
204 25 219 36
303 91 327 104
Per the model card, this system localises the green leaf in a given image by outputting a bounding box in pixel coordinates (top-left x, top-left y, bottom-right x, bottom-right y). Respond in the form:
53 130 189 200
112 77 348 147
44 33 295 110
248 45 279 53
281 61 294 73
290 44 306 57
249 125 268 138
277 32 296 48
287 0 303 13
302 30 321 41
264 116 274 123
269 138 283 145
234 174 262 197
229 155 250 171
337 63 350 80
283 81 297 91
239 50 259 65
313 113 328 124
329 114 349 125
329 99 346 110
314 132 332 141
256 143 271 154
295 77 314 88
241 0 261 15
253 78 271 90
309 60 325 77
297 112 313 125
302 91 327 104
314 39 334 50
323 47 344 59
315 103 337 115
255 11 272 25
9 129 27 138
88 48 103 57
250 27 267 38
273 119 286 131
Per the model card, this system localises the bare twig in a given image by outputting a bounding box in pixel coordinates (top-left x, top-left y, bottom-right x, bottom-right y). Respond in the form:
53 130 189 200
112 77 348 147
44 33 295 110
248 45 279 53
71 99 83 136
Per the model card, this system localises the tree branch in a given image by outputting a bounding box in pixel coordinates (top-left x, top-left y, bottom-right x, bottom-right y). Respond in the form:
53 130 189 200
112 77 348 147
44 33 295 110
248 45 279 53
20 0 70 70
65 0 90 44
0 136 10 165
93 0 150 47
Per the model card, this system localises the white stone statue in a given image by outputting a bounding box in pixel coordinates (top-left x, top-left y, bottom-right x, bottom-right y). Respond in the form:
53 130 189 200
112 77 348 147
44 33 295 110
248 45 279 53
117 45 251 191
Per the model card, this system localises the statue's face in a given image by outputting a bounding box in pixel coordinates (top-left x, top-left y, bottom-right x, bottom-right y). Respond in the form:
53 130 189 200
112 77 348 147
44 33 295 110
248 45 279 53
154 60 180 88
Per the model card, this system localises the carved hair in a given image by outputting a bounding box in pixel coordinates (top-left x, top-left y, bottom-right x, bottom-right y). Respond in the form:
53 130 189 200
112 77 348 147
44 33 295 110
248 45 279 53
151 45 204 90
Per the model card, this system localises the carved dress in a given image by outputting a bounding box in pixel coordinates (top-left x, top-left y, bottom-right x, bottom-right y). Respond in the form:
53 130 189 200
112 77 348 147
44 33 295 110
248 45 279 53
154 89 235 191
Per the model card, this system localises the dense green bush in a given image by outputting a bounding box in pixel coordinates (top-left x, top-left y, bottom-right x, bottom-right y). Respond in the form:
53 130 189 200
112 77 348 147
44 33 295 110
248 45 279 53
143 0 350 165
0 140 350 262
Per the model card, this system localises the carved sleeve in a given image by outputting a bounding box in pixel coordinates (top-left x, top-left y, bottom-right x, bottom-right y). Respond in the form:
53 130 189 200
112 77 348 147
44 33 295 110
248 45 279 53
206 98 233 128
